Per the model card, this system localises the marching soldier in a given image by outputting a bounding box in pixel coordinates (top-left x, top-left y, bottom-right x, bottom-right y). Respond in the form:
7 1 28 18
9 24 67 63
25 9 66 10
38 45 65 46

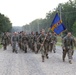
1 32 9 50
7 32 11 45
27 33 31 49
11 32 18 53
44 32 50 52
49 32 57 53
34 31 41 54
21 32 28 53
62 32 75 64
18 32 22 50
30 31 35 52
39 29 49 62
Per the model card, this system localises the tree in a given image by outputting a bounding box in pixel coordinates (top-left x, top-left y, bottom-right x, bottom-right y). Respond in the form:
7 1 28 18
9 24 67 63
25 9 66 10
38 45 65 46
22 0 76 35
72 21 76 36
0 13 12 33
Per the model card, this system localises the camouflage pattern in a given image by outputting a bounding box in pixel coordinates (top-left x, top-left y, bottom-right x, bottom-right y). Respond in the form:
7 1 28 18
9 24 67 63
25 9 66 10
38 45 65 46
34 32 40 53
44 33 50 53
62 33 75 64
39 31 49 62
21 32 28 53
49 32 57 53
7 32 11 45
18 32 22 50
1 32 9 50
11 32 18 53
29 32 35 52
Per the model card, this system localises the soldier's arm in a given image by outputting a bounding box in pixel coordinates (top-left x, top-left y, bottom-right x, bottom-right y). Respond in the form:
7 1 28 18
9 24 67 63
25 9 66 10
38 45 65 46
73 37 76 47
55 36 57 43
62 37 66 49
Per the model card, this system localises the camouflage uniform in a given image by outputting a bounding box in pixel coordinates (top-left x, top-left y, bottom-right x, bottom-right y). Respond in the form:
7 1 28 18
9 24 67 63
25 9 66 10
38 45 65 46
11 33 18 53
62 35 75 64
27 34 31 49
18 32 22 50
1 32 9 50
34 32 40 53
49 33 57 53
7 33 11 45
44 33 50 53
39 33 48 62
21 33 28 53
30 33 35 52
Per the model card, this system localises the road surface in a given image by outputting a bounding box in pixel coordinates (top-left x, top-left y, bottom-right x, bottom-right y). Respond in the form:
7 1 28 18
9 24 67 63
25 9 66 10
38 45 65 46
0 45 76 75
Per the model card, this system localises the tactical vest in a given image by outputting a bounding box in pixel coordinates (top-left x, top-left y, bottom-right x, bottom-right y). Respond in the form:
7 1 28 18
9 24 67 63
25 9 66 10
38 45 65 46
12 36 18 42
64 37 73 47
40 34 45 43
22 36 28 43
3 35 8 40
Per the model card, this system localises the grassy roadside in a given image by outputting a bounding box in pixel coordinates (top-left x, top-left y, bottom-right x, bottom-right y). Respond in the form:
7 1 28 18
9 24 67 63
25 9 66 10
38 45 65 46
56 36 62 46
0 38 2 49
0 45 2 49
56 36 76 50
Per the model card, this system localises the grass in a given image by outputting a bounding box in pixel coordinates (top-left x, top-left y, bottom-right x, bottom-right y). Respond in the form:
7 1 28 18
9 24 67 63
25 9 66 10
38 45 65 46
56 42 61 46
0 45 2 49
56 36 76 50
0 38 2 49
56 36 62 46
57 36 62 43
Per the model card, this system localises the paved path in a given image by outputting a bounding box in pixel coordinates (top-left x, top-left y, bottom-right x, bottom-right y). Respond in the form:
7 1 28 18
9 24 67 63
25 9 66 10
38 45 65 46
0 45 76 75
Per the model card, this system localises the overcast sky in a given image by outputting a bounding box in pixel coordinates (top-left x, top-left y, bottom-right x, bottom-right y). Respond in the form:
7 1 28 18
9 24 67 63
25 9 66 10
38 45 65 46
0 0 69 26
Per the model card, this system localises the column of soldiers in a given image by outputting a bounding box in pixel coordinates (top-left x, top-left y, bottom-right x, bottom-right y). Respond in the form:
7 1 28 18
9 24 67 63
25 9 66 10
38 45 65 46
1 30 76 64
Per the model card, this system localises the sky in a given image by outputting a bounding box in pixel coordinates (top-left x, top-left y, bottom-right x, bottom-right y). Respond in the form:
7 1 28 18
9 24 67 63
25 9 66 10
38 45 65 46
0 0 69 26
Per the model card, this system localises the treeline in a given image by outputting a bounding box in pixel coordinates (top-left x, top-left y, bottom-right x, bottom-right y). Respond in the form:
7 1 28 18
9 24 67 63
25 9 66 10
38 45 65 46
0 13 12 34
22 0 76 35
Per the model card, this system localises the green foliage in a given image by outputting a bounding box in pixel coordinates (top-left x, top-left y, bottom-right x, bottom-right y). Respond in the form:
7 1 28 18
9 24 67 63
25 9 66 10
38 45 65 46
0 45 2 49
72 21 76 36
23 0 76 36
0 13 12 33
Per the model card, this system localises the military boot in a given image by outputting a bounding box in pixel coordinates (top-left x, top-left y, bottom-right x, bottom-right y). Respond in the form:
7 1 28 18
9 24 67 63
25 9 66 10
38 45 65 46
15 50 18 54
46 54 49 59
42 56 44 62
63 58 65 62
54 50 56 53
12 49 15 53
4 45 6 50
25 49 27 53
69 60 72 64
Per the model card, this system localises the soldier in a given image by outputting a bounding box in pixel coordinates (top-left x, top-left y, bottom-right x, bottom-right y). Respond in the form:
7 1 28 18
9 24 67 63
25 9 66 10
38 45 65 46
62 32 75 64
1 32 9 50
18 32 22 50
27 33 31 49
34 32 40 53
30 31 35 52
44 32 50 53
11 32 18 53
21 32 28 53
7 32 11 45
49 32 57 53
39 29 49 62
